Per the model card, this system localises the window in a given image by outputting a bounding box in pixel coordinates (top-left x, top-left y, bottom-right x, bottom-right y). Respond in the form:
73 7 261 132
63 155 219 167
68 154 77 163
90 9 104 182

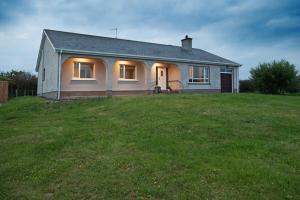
73 62 95 79
188 66 209 83
220 66 233 73
119 64 136 80
42 68 45 81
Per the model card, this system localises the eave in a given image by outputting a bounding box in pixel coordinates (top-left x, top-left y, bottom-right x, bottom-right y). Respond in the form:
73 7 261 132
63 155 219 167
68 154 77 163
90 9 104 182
55 48 242 67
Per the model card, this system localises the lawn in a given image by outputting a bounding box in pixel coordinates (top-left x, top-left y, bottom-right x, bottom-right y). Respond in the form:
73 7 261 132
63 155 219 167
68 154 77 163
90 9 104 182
0 94 299 199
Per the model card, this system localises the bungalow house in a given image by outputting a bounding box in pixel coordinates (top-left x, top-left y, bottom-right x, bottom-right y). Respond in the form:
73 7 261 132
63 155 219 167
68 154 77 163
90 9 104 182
36 29 241 99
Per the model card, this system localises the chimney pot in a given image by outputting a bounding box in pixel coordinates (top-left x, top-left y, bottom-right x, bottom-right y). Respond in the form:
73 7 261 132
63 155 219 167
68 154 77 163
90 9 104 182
181 35 192 51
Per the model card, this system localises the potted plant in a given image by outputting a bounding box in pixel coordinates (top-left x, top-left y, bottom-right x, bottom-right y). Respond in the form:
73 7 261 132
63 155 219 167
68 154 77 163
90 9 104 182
154 86 161 94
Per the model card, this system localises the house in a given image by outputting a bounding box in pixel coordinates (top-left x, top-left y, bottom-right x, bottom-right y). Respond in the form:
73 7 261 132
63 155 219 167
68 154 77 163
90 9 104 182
36 29 241 99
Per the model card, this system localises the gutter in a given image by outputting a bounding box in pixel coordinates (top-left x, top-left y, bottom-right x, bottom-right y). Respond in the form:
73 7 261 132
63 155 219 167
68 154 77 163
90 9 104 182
55 48 242 67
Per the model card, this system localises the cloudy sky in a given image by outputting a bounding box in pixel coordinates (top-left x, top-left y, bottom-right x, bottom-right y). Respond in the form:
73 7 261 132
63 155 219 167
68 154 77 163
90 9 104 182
0 0 299 79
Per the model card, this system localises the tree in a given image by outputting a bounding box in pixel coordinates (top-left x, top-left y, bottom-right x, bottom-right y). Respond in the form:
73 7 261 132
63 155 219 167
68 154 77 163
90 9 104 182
288 75 300 93
0 70 37 96
250 60 298 94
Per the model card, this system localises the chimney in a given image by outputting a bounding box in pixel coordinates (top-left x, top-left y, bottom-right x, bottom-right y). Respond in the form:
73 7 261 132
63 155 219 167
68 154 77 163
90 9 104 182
181 35 192 51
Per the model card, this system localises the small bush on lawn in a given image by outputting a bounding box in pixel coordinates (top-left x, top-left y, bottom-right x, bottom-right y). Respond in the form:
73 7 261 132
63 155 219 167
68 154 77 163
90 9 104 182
239 80 255 92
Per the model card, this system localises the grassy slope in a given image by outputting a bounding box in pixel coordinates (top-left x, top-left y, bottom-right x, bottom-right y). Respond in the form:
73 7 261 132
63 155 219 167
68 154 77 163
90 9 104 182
0 94 299 199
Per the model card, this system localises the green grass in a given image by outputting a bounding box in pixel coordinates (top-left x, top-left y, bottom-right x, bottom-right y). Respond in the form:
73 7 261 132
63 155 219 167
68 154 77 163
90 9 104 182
0 94 299 199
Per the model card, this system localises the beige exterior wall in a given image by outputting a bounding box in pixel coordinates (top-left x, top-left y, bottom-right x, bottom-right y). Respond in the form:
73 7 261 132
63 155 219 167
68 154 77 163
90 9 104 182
167 64 181 90
168 64 181 81
61 57 107 92
112 60 147 91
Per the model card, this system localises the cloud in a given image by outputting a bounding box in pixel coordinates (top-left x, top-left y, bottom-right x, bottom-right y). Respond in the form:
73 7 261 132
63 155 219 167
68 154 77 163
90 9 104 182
225 0 270 14
266 16 300 28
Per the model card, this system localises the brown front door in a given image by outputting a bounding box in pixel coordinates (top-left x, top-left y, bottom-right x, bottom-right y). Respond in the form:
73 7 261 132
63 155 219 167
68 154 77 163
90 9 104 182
221 73 232 93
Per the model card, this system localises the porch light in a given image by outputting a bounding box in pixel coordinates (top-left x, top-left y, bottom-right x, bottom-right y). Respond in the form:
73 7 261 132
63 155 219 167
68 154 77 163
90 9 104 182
72 58 92 63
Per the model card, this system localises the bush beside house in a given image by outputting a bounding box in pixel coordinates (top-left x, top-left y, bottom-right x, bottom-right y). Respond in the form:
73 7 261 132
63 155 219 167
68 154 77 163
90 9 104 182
250 60 298 94
239 80 256 93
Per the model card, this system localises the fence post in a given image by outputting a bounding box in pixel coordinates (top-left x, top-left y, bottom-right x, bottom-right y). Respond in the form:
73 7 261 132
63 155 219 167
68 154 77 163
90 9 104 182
0 81 8 103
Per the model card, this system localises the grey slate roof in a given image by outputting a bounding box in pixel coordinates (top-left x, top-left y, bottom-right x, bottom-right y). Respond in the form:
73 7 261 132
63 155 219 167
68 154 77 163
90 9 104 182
44 29 240 66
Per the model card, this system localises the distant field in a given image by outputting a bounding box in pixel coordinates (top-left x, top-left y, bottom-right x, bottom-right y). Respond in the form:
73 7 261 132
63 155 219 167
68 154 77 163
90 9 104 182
0 94 299 199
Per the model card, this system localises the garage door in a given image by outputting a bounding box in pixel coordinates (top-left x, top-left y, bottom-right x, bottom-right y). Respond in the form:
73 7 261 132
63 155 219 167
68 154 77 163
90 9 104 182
221 73 232 93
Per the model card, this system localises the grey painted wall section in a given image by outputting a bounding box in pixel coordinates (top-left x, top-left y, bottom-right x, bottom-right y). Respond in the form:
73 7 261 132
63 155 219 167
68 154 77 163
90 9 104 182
42 91 58 99
178 64 223 91
37 48 43 95
37 37 59 98
233 67 238 92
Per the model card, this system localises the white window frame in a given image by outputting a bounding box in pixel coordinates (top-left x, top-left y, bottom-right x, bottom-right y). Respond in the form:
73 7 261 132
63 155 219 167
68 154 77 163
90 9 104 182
119 64 137 81
72 62 96 80
220 66 233 74
188 66 210 83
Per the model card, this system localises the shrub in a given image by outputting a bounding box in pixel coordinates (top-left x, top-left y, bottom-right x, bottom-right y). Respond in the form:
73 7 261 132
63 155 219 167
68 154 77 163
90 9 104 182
0 70 37 97
250 60 298 94
239 80 255 92
287 75 300 93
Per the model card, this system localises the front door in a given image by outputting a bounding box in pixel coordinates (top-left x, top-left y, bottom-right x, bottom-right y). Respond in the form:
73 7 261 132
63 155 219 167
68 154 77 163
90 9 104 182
220 73 232 93
157 67 167 90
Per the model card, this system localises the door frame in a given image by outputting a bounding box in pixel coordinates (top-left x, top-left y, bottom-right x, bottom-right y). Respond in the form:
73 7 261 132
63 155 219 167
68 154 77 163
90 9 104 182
156 66 168 90
220 71 233 93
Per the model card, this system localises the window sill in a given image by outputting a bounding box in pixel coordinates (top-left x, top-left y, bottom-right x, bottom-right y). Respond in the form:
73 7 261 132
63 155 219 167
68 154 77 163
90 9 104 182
71 78 96 81
118 79 139 82
188 82 210 85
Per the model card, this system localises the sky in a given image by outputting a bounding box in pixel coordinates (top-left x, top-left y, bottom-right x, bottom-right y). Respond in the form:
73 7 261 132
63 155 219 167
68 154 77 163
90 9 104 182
0 0 299 79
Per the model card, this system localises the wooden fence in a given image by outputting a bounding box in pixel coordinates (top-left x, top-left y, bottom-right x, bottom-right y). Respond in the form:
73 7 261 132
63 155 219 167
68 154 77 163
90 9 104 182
0 81 8 103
